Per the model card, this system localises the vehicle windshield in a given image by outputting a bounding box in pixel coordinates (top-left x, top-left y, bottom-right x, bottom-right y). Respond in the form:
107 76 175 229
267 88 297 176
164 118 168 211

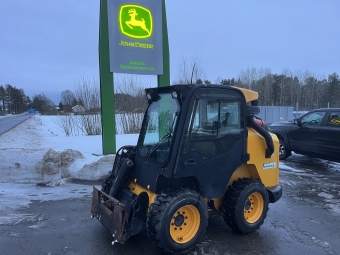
137 92 180 165
301 111 325 126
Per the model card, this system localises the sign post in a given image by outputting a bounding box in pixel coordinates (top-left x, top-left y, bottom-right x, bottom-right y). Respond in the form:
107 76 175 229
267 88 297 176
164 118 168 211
158 0 170 87
99 0 116 155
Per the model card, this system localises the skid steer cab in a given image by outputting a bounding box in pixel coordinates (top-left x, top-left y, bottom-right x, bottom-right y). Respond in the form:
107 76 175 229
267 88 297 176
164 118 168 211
91 84 282 254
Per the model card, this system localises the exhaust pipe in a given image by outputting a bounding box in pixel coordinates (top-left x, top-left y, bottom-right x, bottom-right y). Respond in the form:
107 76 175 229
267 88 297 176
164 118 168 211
248 116 274 158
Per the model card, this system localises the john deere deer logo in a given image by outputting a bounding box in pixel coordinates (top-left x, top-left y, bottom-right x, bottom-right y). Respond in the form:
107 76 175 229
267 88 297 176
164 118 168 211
119 5 153 39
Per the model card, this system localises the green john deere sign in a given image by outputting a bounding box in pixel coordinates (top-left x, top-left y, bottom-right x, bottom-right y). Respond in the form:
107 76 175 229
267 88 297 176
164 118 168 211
107 0 163 75
119 5 153 39
99 0 169 155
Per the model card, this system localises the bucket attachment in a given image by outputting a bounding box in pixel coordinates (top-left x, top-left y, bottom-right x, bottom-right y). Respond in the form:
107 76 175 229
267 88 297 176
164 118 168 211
91 187 129 244
91 184 149 244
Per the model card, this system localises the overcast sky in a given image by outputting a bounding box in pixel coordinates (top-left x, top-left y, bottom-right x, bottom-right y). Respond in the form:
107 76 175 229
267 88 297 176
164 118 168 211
1 0 339 104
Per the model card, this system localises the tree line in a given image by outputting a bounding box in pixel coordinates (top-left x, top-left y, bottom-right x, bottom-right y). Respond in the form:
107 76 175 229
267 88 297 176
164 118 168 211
0 84 57 114
58 76 147 114
2 68 340 115
173 59 340 111
0 84 31 114
222 68 340 111
0 76 147 115
68 69 340 113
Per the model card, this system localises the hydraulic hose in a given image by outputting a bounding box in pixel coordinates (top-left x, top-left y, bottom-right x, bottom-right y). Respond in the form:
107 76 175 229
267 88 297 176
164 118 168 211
109 157 134 198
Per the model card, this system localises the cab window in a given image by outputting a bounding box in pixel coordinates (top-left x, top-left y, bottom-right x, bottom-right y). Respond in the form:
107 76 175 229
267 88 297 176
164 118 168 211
181 89 245 160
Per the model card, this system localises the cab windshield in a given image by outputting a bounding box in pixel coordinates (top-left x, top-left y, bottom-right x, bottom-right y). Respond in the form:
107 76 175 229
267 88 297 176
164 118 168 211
137 93 180 165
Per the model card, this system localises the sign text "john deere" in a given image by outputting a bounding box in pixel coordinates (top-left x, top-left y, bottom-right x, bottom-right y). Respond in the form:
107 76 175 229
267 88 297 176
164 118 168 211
107 0 163 75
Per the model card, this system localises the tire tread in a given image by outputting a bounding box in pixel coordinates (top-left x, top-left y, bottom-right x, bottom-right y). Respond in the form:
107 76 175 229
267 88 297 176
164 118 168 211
222 178 269 234
146 188 208 254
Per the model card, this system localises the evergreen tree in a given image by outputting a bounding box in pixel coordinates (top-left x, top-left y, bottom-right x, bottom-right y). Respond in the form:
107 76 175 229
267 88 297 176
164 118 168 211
328 73 340 107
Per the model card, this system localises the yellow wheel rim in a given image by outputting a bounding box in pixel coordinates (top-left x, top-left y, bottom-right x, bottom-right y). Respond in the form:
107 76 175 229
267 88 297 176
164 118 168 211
169 205 200 244
244 192 264 223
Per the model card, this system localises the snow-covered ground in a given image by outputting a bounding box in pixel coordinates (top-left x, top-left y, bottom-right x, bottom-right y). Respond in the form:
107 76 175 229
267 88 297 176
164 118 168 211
1 114 339 225
0 114 138 223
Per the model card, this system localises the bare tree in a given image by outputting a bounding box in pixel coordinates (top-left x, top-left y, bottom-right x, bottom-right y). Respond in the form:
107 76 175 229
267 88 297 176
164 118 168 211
114 75 150 133
114 74 149 113
60 90 75 105
173 56 206 85
116 112 144 134
54 115 77 136
72 76 102 135
238 67 263 90
73 76 100 112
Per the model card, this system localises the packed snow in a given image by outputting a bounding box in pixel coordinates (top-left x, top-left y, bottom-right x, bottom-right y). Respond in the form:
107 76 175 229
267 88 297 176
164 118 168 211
0 114 138 183
0 114 138 222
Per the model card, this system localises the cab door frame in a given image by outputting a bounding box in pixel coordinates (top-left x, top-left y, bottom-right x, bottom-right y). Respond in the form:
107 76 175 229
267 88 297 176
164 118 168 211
174 87 247 199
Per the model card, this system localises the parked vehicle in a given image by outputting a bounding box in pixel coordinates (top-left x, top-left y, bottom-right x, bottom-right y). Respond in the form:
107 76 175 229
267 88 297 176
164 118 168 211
91 84 282 254
269 108 340 162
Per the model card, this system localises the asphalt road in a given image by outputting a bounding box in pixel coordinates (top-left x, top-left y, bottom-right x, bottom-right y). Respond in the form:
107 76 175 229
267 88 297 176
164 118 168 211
0 155 339 255
0 113 34 136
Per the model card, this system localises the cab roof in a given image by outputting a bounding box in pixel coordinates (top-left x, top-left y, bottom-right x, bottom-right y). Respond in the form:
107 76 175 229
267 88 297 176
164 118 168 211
146 84 259 103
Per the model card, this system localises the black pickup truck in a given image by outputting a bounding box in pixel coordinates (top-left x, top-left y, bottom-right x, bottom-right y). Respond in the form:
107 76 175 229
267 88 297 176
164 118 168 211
269 108 340 162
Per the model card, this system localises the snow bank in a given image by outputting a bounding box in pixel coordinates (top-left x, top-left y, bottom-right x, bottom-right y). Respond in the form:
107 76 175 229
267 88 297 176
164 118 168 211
0 114 138 185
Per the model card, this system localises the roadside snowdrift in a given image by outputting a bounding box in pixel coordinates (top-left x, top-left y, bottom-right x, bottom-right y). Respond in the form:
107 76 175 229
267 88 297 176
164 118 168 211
0 115 138 185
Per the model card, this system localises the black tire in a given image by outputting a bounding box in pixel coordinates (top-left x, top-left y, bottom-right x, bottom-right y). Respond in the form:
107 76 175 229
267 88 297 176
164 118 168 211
146 189 208 255
279 139 289 160
222 178 269 234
